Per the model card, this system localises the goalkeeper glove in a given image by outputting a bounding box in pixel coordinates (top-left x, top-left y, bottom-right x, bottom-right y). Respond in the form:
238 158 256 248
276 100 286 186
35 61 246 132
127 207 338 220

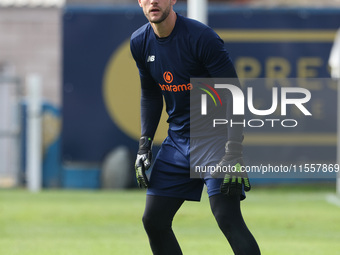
214 141 251 197
135 136 153 188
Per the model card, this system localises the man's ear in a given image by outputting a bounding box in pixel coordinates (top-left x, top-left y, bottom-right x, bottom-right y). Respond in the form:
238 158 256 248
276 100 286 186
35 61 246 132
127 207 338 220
138 0 142 7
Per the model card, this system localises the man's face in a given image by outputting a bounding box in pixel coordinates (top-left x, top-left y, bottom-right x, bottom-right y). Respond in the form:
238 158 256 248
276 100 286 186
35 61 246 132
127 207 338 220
138 0 175 24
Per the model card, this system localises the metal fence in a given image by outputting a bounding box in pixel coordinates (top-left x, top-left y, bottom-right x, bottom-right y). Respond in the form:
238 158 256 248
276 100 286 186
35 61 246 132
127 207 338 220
0 75 22 188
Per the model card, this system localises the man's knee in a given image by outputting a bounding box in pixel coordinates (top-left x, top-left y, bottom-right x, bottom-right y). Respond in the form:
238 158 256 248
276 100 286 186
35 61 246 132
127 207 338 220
142 213 154 232
213 211 234 233
142 212 171 234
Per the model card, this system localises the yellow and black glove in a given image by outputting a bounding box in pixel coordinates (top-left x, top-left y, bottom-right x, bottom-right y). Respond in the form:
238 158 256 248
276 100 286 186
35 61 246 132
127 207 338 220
135 136 152 188
215 141 251 197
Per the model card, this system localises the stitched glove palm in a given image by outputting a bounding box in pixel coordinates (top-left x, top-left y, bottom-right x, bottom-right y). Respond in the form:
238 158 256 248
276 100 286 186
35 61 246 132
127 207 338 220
214 141 251 197
135 136 153 188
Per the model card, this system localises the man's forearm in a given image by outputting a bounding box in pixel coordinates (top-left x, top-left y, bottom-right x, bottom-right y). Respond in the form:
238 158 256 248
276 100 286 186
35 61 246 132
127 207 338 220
140 88 163 138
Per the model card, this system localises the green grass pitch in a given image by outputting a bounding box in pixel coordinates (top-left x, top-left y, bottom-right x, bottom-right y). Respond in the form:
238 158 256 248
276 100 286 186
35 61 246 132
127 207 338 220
1 184 340 255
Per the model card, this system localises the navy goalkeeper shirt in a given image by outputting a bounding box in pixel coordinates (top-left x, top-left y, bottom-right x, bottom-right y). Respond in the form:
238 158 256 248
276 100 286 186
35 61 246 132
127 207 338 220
130 13 243 142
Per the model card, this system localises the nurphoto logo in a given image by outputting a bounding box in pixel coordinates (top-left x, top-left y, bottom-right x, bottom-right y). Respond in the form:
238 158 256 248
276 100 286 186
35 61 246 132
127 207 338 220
199 82 312 128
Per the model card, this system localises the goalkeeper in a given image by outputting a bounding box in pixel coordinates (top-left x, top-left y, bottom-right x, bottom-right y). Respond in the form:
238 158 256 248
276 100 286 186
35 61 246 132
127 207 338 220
131 0 260 254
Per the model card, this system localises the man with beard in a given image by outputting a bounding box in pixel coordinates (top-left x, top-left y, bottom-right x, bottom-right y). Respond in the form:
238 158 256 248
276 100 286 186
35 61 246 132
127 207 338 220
130 1 261 254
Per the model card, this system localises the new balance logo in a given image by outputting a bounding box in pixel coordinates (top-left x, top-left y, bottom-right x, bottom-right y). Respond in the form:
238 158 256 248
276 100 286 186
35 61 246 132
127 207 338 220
147 55 155 62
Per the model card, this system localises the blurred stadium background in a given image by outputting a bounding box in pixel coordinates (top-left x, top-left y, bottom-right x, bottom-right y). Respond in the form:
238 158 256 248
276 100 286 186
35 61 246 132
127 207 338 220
0 0 340 254
0 0 340 190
